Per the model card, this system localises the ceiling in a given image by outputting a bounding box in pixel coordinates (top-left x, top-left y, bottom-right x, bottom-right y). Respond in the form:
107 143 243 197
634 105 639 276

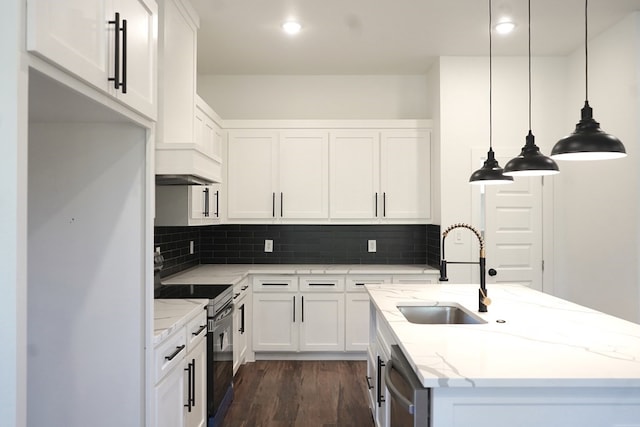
191 0 640 75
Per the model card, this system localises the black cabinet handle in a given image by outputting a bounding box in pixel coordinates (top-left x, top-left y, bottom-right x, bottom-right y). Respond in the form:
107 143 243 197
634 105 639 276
365 375 374 390
272 192 275 217
190 359 196 407
356 283 365 286
108 13 121 90
121 18 127 93
184 361 193 412
192 324 207 336
301 296 304 323
219 333 224 350
377 356 386 407
293 296 296 322
383 192 386 217
239 304 245 334
203 187 210 217
233 292 240 300
280 192 283 217
308 283 336 287
165 345 185 361
375 192 378 217
262 283 289 286
241 285 249 291
214 190 219 217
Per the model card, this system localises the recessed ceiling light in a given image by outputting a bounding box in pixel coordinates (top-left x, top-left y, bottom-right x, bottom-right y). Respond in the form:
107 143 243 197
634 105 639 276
494 21 516 34
282 21 302 35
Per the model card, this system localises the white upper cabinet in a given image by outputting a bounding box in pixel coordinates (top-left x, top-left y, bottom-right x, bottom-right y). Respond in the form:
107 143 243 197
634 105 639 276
330 129 431 222
227 129 329 221
278 131 329 219
329 130 380 219
380 130 431 219
227 130 279 219
27 0 157 119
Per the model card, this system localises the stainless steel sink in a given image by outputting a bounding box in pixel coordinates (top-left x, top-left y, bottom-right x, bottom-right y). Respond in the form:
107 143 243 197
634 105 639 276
397 303 487 324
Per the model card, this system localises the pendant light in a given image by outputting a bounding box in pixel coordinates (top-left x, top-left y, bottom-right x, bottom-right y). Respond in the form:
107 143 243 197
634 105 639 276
470 0 513 185
550 0 626 161
503 0 559 177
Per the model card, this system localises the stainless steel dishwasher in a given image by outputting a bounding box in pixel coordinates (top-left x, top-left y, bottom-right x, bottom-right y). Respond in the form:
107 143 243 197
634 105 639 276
385 345 431 427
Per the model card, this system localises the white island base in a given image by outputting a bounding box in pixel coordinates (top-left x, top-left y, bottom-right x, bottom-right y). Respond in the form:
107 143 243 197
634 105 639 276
366 284 640 427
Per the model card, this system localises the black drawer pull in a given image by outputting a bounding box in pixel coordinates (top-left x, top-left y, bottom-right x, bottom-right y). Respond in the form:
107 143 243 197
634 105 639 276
308 283 336 286
356 283 365 286
233 292 240 299
262 283 289 286
241 285 249 291
165 345 185 361
192 324 207 336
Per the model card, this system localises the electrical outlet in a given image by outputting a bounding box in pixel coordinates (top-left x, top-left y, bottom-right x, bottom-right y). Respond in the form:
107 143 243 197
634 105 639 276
455 230 463 244
368 240 377 253
189 241 194 254
264 239 273 253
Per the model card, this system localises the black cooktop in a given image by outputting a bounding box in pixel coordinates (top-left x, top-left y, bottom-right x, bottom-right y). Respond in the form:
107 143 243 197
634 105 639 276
154 283 231 300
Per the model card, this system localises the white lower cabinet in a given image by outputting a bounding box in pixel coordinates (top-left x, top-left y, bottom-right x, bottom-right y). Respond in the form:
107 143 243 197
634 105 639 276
252 275 346 352
345 275 391 352
154 308 207 427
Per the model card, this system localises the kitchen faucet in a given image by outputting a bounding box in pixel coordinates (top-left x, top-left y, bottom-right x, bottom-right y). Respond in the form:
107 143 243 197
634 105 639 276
439 223 491 312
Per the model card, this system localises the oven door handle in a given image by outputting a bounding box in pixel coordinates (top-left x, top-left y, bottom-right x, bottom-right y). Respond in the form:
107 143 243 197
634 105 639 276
384 359 415 415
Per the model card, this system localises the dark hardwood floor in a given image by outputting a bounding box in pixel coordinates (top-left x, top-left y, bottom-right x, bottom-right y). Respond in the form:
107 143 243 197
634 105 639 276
222 360 374 427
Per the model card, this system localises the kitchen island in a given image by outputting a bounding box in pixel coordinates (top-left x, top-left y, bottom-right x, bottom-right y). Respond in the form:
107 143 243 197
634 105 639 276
366 284 640 427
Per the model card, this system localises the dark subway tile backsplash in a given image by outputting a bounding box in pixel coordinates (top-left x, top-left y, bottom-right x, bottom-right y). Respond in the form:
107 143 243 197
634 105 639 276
155 223 442 277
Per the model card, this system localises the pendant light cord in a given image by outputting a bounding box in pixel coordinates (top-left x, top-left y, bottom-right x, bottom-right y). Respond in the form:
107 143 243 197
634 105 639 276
489 0 493 149
528 0 532 131
585 0 588 101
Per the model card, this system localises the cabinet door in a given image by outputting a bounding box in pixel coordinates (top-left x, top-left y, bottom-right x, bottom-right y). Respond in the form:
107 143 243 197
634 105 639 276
299 293 345 352
227 131 278 219
380 130 431 219
185 339 206 427
329 131 380 219
27 0 111 92
189 186 207 223
345 293 370 352
113 0 156 118
279 131 329 219
154 362 185 427
252 293 297 351
157 0 197 144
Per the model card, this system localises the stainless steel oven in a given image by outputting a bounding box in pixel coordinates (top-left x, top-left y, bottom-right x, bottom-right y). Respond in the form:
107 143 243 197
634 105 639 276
386 345 431 427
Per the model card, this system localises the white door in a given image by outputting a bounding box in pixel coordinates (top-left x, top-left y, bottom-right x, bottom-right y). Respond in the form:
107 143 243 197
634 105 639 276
329 131 380 219
299 293 345 351
380 130 431 219
154 362 185 427
279 131 329 219
252 293 298 351
185 338 207 427
483 171 543 291
227 131 278 219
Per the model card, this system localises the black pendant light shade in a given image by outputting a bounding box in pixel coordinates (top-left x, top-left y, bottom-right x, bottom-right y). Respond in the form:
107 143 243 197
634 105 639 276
550 0 626 161
470 148 514 185
551 101 626 160
503 0 559 177
469 0 513 186
504 132 559 176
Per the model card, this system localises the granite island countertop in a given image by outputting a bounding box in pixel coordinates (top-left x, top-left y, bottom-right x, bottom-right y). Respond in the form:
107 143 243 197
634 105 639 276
366 283 640 388
154 298 208 345
161 264 439 286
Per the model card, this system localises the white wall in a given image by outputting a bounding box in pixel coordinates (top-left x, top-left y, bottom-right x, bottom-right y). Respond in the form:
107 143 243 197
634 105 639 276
553 12 640 322
197 74 430 119
0 1 27 426
438 55 567 283
427 60 442 225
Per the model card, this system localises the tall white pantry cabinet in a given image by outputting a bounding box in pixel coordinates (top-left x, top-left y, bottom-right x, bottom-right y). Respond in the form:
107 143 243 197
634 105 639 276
24 1 157 427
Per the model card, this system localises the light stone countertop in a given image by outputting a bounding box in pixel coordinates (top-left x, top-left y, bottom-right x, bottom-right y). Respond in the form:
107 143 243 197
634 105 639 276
161 264 439 286
154 298 208 345
366 283 640 388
